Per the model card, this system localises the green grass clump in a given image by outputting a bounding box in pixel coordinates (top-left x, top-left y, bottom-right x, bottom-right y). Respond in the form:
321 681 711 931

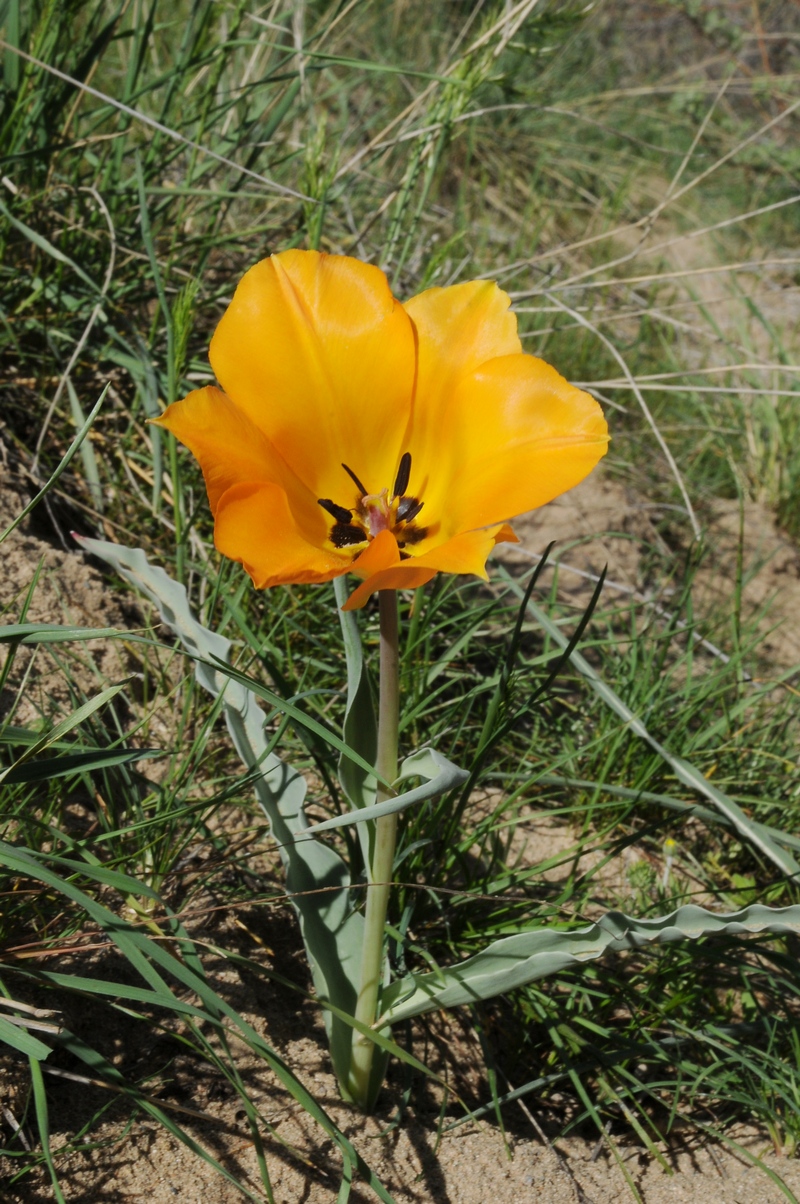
2 0 800 1199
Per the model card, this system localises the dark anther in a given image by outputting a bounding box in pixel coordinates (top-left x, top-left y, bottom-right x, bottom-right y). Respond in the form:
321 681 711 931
318 498 353 524
397 496 424 524
331 523 367 548
342 463 368 495
403 525 428 545
399 551 411 561
393 452 412 499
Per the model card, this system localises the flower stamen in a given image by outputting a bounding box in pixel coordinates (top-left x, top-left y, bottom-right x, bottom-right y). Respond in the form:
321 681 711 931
318 454 429 557
342 462 368 495
319 498 354 524
401 523 428 544
393 452 412 499
330 522 369 548
396 496 423 523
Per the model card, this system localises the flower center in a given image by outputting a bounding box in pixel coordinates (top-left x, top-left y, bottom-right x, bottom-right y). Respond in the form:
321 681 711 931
363 489 392 537
318 453 428 557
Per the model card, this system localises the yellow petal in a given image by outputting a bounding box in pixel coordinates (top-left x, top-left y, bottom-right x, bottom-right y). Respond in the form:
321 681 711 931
342 525 508 611
421 355 609 535
154 386 326 545
349 528 401 578
343 564 439 611
214 481 349 588
494 523 519 545
153 387 271 513
401 280 521 491
209 251 416 503
410 525 505 576
403 279 521 408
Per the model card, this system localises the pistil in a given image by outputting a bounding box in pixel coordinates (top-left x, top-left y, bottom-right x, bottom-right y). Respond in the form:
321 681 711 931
362 489 392 537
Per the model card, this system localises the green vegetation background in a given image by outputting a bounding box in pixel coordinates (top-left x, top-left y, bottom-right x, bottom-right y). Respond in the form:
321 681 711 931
2 1 800 1199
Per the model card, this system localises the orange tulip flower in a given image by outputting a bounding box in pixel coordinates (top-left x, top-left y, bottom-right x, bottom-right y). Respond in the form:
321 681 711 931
154 251 608 609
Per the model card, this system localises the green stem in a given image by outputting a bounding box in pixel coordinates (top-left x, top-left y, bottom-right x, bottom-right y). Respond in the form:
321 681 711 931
347 589 399 1108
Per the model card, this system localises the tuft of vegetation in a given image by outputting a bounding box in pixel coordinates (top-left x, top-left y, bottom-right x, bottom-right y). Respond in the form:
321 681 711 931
1 0 800 1199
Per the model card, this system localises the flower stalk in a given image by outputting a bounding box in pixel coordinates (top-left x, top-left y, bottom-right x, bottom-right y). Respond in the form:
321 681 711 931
347 589 400 1109
151 248 611 1111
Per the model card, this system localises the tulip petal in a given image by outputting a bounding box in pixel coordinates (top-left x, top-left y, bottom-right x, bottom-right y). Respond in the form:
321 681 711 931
153 387 315 527
209 250 416 503
215 481 350 588
350 528 401 577
343 565 439 611
154 386 326 545
401 280 521 491
494 523 519 546
403 279 521 406
153 387 274 513
417 355 609 537
342 524 510 611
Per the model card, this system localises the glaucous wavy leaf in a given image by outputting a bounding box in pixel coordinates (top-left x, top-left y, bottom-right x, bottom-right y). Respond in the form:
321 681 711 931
379 903 800 1025
76 536 365 1089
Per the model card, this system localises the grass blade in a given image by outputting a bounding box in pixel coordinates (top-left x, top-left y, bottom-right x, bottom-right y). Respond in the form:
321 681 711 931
500 566 800 880
0 389 107 548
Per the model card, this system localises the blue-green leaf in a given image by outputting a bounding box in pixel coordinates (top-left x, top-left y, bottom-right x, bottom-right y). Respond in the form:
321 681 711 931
76 536 367 1093
306 747 468 835
378 903 800 1025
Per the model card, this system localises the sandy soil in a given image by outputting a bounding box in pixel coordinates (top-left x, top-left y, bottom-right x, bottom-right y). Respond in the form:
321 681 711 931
0 475 132 729
4 952 800 1204
505 471 800 673
2 462 800 1202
